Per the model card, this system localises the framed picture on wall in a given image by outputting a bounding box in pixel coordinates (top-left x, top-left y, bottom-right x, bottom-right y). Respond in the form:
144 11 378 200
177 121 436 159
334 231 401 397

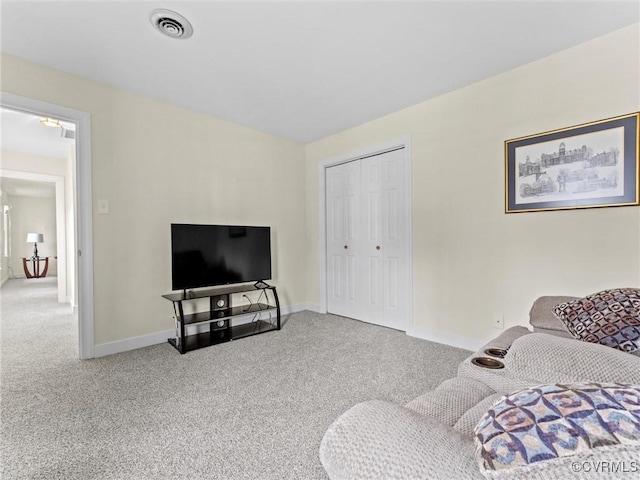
505 112 639 213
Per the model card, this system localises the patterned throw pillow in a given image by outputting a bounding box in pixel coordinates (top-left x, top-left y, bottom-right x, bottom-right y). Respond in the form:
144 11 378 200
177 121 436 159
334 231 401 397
552 288 640 353
474 383 640 472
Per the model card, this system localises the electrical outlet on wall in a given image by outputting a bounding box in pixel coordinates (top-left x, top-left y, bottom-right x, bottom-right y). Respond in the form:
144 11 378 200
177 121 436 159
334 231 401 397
492 313 505 330
97 199 110 214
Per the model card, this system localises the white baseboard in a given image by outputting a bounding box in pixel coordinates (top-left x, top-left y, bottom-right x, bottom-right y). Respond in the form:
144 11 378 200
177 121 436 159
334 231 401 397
93 308 485 358
283 303 321 314
289 305 479 350
298 303 322 313
406 327 484 352
291 306 480 351
67 296 78 313
93 303 314 358
93 329 174 358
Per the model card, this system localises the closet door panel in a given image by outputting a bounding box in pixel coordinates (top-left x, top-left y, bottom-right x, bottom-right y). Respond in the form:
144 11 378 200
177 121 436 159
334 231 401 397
360 156 384 324
326 161 362 319
380 149 408 329
326 148 409 330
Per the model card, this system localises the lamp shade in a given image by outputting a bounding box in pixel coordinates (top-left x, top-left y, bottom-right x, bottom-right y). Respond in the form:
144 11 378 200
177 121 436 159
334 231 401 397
26 233 44 243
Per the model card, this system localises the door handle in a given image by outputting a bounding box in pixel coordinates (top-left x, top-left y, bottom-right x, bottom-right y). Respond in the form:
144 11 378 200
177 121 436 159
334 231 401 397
376 245 381 250
344 245 348 249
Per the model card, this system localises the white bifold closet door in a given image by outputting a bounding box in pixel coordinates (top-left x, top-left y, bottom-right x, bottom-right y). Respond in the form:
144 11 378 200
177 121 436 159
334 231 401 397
326 148 408 331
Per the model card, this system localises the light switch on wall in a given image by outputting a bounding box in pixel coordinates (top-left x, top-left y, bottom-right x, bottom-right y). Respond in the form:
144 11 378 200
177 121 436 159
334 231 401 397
97 199 110 214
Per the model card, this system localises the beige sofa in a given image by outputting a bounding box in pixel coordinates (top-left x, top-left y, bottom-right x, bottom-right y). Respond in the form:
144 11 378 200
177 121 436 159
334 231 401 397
320 296 640 479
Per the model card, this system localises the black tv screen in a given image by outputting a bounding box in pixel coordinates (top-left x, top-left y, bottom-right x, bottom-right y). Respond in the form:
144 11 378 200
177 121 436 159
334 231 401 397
171 224 271 290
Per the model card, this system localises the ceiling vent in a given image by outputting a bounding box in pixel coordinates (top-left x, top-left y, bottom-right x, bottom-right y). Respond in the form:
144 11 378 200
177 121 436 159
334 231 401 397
60 127 75 140
149 9 193 40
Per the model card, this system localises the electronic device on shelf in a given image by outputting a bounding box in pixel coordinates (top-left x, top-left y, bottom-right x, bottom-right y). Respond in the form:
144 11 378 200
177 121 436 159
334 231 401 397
164 223 280 354
171 223 271 291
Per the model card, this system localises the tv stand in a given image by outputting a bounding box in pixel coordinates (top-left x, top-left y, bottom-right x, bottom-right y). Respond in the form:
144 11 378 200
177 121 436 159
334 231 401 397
162 283 281 354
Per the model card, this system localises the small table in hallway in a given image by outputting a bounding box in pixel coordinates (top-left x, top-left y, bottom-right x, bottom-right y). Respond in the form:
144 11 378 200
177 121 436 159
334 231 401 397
22 257 49 279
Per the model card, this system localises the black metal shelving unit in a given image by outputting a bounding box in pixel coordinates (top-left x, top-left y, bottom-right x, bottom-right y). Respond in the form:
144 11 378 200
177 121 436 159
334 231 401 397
162 283 281 354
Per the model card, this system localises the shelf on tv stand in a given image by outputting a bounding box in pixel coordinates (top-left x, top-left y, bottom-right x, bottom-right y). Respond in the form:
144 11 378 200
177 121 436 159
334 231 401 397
162 283 281 354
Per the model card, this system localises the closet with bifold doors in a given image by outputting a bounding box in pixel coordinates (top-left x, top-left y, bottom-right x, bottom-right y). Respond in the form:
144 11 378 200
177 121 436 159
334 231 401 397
325 147 410 331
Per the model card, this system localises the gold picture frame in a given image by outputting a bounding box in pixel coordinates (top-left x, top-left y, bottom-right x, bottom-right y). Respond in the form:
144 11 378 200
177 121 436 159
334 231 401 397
505 112 639 213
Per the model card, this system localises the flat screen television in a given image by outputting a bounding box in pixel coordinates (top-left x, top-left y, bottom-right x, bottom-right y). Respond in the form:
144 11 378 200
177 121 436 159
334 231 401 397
171 224 271 291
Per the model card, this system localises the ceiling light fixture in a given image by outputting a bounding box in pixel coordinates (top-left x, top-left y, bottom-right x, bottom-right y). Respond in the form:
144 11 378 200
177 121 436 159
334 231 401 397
150 9 193 39
40 117 61 128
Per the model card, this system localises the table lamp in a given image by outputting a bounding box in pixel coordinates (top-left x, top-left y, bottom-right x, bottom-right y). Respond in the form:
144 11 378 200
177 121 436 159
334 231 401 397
26 233 44 259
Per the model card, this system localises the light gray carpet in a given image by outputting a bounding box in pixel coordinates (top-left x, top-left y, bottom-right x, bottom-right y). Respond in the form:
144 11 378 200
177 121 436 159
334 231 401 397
1 277 471 479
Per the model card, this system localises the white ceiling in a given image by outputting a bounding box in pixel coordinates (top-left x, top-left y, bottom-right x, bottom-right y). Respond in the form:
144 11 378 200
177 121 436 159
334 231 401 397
1 1 639 143
0 109 72 199
0 108 75 160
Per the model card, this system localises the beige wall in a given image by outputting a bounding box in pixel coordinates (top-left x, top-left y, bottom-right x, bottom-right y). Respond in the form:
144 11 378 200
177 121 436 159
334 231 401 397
305 24 640 344
8 194 57 277
2 23 639 350
1 151 67 280
1 53 307 345
0 189 9 284
1 149 72 299
1 150 67 177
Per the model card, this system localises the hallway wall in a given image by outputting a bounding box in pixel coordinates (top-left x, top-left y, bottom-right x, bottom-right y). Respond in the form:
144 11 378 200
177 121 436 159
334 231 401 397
9 194 57 278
